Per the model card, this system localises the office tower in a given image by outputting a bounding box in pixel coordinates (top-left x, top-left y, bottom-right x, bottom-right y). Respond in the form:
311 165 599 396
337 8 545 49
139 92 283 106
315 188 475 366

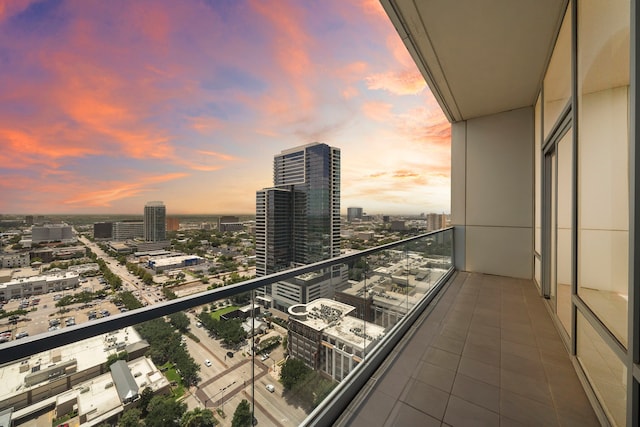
256 142 341 309
347 207 363 222
112 220 143 241
93 222 113 239
143 201 166 242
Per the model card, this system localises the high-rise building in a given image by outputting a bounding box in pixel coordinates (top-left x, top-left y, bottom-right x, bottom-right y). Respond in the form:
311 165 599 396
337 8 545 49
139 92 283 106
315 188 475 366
256 142 341 309
347 207 363 222
143 201 166 242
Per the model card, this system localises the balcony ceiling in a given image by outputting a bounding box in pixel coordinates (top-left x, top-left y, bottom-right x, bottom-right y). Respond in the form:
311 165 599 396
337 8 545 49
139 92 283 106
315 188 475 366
381 0 568 122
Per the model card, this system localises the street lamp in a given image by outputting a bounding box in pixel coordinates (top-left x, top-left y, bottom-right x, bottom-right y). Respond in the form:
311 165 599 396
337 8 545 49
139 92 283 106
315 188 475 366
218 380 236 411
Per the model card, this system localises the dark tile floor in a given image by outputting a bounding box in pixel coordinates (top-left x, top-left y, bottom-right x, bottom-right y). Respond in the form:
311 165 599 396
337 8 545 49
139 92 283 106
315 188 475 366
337 272 601 427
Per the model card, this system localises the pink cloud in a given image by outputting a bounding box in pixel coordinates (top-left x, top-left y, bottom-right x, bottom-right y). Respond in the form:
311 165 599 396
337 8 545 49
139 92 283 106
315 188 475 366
365 70 427 95
362 101 394 122
0 0 35 22
63 173 189 207
190 117 224 134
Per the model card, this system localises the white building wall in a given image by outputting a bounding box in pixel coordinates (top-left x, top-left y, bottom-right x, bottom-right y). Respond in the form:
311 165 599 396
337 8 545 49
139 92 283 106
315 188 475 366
451 107 533 279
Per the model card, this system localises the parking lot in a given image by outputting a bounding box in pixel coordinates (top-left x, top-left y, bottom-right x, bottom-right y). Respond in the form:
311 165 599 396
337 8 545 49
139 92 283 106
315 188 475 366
0 276 120 339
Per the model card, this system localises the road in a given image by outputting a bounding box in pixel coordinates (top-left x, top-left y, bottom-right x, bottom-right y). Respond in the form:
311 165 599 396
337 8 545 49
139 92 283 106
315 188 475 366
78 236 156 306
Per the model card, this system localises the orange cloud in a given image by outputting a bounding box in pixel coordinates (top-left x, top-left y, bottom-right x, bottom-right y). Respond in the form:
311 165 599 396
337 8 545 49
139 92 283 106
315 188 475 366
190 117 224 134
341 86 359 99
250 0 316 115
365 70 426 95
63 173 188 207
362 101 393 122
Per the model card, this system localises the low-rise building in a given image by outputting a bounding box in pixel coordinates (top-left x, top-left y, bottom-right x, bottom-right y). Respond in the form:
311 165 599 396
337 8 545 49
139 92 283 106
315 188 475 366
287 299 385 382
0 271 79 300
147 254 204 272
0 328 150 415
31 224 74 243
0 252 30 268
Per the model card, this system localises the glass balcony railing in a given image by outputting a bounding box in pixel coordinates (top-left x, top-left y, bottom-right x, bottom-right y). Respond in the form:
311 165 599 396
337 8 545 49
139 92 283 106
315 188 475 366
0 228 454 427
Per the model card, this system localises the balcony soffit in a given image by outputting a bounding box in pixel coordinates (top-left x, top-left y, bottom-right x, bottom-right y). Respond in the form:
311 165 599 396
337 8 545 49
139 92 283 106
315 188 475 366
382 0 567 122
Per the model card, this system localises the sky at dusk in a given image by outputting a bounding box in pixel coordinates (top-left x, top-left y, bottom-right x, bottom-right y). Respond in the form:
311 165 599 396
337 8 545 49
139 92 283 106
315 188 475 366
0 0 451 216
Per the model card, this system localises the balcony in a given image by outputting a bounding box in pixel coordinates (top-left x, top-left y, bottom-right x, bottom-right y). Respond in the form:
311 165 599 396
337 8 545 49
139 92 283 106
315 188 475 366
0 228 598 426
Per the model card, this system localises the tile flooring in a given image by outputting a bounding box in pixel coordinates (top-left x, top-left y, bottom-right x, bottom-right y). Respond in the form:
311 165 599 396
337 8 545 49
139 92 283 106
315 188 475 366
337 272 601 426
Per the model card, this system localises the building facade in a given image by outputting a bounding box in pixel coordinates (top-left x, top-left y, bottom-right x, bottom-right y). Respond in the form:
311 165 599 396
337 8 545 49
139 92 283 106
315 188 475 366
93 222 113 239
166 217 180 232
143 201 166 242
112 221 143 241
256 143 342 309
347 207 363 222
287 299 384 382
0 253 30 269
31 224 74 243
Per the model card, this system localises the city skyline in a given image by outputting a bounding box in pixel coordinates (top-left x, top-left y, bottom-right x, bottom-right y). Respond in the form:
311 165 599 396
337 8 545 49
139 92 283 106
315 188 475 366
0 0 451 216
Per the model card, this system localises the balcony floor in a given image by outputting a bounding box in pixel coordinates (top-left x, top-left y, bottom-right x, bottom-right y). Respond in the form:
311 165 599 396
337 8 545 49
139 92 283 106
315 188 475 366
338 272 600 426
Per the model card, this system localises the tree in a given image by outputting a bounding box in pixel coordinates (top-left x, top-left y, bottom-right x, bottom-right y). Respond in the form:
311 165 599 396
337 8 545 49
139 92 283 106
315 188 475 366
139 387 154 417
119 408 142 427
231 399 252 427
105 351 127 368
168 312 190 333
180 407 217 427
280 358 311 391
145 395 186 427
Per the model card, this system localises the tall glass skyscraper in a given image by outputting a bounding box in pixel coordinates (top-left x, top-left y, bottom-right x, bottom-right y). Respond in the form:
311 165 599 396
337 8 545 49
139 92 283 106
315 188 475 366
143 201 166 242
256 143 341 309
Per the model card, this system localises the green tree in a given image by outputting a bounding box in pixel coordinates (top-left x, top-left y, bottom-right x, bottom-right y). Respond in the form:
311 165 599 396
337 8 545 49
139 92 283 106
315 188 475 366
119 408 142 427
145 395 186 427
280 358 311 391
180 407 217 427
105 351 127 368
168 312 190 333
231 399 252 427
139 386 154 417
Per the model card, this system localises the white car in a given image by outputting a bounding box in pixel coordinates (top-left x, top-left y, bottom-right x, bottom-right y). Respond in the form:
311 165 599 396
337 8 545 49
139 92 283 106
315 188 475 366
265 384 275 393
205 359 212 367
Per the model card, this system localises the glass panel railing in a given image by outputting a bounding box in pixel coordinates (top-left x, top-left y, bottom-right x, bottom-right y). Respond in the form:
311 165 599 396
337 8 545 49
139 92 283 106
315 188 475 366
0 228 454 427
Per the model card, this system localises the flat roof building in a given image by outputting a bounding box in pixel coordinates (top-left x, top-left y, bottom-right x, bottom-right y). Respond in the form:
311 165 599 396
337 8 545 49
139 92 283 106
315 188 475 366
287 299 384 382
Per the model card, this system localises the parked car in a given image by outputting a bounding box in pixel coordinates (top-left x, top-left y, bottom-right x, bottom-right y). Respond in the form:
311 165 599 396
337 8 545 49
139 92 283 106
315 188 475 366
204 359 212 367
265 384 275 393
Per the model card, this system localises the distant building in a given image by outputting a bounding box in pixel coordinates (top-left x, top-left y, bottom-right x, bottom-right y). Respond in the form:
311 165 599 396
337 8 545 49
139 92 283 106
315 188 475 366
147 254 204 272
144 201 166 242
0 253 30 269
219 222 244 232
166 217 180 232
218 216 240 226
287 299 385 381
25 215 33 226
31 224 74 243
426 213 447 231
390 220 406 231
93 222 113 239
112 221 143 241
347 207 363 222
